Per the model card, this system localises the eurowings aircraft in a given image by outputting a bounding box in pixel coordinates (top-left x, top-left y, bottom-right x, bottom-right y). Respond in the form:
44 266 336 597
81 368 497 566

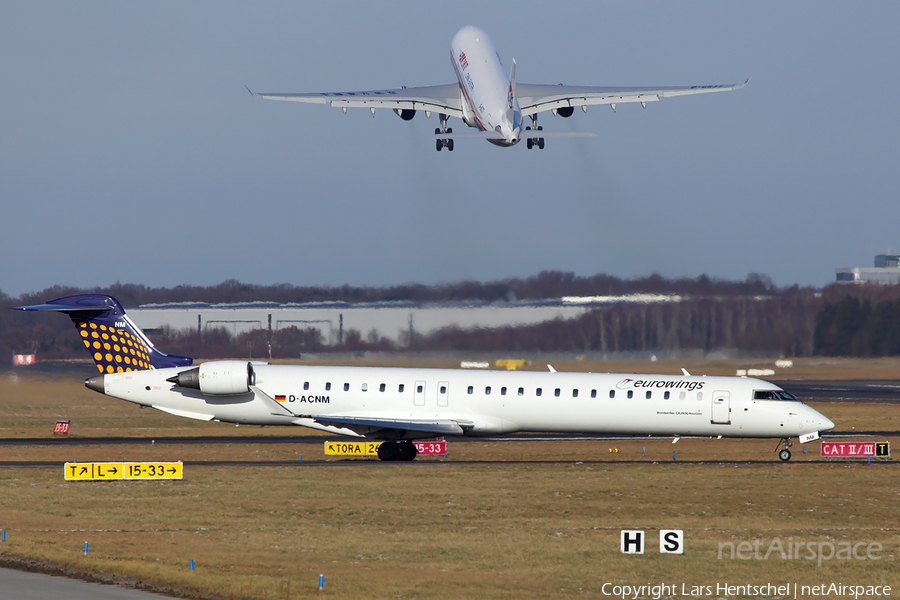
248 25 748 151
16 294 832 462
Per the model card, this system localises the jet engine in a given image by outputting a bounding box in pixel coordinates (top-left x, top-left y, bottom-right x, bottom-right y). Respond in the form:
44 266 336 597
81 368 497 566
394 109 416 121
167 361 255 395
556 106 574 118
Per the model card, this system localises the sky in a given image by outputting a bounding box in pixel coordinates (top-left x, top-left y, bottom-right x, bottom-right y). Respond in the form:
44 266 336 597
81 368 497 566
3 2 899 298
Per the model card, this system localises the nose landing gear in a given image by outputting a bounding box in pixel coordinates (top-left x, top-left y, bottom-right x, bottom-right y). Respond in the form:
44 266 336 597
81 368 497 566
435 114 453 151
525 115 545 150
775 438 794 462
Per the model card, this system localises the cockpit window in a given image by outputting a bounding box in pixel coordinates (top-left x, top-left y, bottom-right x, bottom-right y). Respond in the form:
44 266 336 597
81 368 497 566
754 390 798 401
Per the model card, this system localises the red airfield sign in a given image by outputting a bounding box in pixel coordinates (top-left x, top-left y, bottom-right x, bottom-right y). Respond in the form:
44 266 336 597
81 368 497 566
821 441 890 457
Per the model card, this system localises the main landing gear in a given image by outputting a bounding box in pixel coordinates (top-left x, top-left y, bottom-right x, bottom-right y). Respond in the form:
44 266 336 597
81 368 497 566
435 113 453 151
525 114 545 150
376 440 418 462
775 437 794 462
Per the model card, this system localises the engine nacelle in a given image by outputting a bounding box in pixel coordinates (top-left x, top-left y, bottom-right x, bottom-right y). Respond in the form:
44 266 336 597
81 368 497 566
556 106 574 118
394 109 416 121
167 361 255 395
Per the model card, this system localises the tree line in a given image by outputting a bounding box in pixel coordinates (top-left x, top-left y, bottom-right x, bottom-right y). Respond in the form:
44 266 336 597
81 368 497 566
4 271 900 359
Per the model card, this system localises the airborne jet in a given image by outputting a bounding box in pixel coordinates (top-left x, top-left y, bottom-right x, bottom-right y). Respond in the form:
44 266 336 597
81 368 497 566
249 26 748 151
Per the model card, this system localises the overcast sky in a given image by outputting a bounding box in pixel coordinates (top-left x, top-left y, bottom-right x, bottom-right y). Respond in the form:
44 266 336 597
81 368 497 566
3 2 899 297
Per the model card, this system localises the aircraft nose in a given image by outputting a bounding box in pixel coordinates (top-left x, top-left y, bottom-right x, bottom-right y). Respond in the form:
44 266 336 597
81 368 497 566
820 415 835 432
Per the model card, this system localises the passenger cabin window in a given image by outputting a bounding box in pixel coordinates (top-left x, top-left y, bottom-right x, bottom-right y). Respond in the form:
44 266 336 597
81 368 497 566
361 383 368 392
554 388 560 397
303 382 309 391
572 389 578 398
485 386 491 395
467 386 474 395
609 390 615 399
343 383 350 391
679 391 686 400
664 391 670 400
697 392 703 401
645 391 652 399
416 384 422 393
501 387 507 396
325 382 331 391
399 384 405 393
379 383 386 392
627 391 633 399
518 387 524 396
591 389 597 398
536 388 542 397
440 385 447 394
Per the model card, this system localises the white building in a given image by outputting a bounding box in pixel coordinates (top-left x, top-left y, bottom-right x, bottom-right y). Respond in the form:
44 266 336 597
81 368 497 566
836 254 900 284
128 295 681 346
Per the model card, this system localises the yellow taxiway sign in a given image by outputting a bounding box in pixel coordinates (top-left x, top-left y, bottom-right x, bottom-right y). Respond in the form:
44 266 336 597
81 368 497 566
64 462 183 481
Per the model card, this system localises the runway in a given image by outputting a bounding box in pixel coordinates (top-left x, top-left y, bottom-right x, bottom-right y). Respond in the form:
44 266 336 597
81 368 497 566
0 567 177 600
773 379 900 403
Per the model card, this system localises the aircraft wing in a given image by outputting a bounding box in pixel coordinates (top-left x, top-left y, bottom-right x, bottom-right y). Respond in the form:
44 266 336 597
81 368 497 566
516 78 749 116
302 415 468 437
249 83 464 118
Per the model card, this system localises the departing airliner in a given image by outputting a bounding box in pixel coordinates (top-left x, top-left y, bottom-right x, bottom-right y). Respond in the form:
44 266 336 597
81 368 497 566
16 294 831 462
248 26 748 151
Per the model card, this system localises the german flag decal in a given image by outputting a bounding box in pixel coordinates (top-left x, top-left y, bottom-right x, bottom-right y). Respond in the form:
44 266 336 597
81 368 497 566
275 395 286 402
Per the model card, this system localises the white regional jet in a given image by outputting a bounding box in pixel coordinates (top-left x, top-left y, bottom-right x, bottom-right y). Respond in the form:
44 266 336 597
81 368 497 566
248 26 748 151
17 294 832 462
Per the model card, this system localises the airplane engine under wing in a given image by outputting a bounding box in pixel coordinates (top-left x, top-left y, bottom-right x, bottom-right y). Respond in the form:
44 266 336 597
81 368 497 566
556 106 574 117
393 109 416 120
167 361 255 395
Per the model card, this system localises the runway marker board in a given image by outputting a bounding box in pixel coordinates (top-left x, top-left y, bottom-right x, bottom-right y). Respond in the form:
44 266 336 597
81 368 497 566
64 462 183 480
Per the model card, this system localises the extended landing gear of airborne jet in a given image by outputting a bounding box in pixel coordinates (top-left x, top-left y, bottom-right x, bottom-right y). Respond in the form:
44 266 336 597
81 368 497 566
435 113 454 151
376 440 418 462
525 114 545 150
775 438 794 462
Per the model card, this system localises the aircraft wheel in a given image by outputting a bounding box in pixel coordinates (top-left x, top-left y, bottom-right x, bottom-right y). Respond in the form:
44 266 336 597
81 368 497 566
538 138 545 150
537 126 543 131
377 442 400 461
447 127 452 134
436 139 442 152
398 441 418 462
526 126 531 131
527 138 533 149
778 448 792 462
435 128 441 135
447 139 454 151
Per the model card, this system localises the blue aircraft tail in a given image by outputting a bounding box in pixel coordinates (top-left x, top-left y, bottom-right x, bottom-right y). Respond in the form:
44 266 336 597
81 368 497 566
14 294 193 373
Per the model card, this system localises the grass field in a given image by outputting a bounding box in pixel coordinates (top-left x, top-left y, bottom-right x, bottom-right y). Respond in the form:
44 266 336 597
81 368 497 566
1 359 898 599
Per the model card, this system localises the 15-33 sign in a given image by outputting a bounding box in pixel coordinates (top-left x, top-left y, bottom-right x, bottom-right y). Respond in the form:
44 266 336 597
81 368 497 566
64 462 183 481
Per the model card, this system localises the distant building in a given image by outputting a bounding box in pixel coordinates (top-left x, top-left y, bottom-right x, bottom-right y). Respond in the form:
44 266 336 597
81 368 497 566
836 254 900 284
127 295 682 346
